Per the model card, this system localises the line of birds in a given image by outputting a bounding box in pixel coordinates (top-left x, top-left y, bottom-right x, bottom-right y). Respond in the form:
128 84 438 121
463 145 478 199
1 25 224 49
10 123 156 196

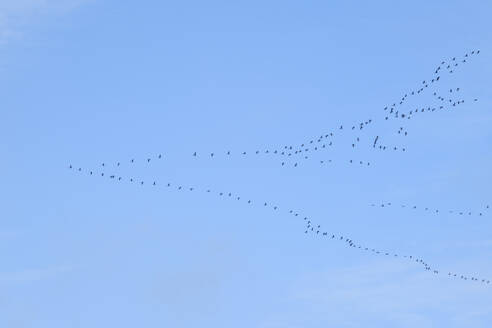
382 49 480 114
90 82 478 171
371 202 490 218
382 94 475 122
82 87 478 176
83 155 373 171
281 82 474 164
262 51 478 161
435 50 480 75
280 158 372 168
277 128 407 158
87 75 479 171
68 164 491 285
286 50 478 152
96 88 468 170
432 89 466 106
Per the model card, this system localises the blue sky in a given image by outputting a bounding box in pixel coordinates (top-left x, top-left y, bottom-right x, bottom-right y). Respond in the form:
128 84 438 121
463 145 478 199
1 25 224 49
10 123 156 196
1 1 491 327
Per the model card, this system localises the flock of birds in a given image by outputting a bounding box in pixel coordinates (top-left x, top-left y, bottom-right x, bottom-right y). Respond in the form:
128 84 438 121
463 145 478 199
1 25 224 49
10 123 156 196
371 202 490 218
86 61 479 169
68 164 490 285
69 50 490 285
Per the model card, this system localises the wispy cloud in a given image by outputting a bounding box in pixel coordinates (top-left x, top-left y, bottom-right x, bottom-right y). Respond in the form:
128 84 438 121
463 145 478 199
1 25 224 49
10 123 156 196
0 264 75 283
261 259 492 327
0 0 89 45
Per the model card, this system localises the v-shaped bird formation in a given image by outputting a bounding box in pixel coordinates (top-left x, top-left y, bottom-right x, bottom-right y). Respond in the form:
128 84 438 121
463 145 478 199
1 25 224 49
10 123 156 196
68 50 490 286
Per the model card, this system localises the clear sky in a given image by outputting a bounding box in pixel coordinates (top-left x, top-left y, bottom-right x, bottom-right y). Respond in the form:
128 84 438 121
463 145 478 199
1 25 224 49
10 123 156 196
1 1 491 327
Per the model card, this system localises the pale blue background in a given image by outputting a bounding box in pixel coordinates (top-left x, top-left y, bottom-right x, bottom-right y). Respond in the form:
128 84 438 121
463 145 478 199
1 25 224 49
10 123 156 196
1 1 491 327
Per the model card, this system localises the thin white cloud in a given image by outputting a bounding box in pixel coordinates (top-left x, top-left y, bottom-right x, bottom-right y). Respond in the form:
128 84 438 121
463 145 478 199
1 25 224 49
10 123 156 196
0 264 75 283
0 0 89 44
262 259 492 327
